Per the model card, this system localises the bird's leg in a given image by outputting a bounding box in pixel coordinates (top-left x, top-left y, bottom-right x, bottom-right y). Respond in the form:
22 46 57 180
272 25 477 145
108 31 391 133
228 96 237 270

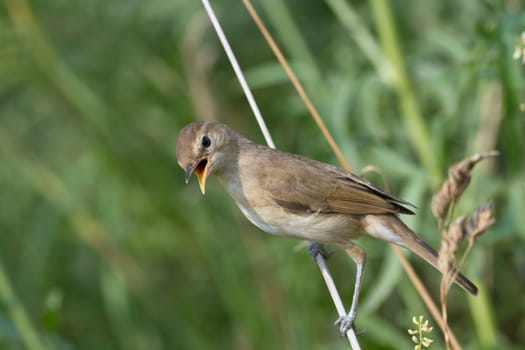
335 242 366 335
307 241 334 260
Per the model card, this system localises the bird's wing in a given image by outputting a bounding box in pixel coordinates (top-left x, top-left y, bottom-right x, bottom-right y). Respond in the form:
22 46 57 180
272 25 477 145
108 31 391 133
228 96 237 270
261 151 414 216
323 166 415 215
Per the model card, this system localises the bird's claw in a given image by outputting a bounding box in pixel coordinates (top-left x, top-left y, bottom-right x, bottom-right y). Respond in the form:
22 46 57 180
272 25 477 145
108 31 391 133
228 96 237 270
307 242 334 260
335 312 357 336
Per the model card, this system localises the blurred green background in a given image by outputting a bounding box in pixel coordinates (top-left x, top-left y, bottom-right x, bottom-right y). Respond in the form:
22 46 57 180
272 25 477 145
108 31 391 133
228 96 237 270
0 0 524 349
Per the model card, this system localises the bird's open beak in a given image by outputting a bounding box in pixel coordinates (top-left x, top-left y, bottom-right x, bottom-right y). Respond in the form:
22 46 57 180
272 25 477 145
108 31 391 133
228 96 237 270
185 157 210 194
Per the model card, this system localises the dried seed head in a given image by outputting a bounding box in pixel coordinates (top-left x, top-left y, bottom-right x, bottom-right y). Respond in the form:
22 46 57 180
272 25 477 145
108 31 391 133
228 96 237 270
438 216 466 273
432 151 499 222
465 202 495 242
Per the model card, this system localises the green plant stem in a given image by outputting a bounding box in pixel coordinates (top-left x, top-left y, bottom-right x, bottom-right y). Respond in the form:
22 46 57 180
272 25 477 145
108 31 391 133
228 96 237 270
0 260 47 350
326 0 441 186
468 280 497 348
369 0 441 187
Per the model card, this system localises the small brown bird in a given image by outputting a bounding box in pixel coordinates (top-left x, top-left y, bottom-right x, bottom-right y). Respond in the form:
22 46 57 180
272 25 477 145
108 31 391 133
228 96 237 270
175 121 477 334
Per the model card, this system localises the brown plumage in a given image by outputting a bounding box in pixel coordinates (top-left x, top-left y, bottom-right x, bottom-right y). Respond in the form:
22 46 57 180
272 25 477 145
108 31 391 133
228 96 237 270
176 121 478 333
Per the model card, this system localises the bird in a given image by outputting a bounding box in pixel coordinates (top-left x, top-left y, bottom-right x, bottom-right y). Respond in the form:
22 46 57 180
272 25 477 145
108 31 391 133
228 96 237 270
175 121 478 334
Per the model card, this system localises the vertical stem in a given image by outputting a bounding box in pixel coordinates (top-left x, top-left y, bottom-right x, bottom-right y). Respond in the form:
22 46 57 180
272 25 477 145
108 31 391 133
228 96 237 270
369 0 441 187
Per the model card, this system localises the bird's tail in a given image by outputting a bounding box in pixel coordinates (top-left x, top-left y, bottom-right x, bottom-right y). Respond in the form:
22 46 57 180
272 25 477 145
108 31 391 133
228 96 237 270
364 215 478 295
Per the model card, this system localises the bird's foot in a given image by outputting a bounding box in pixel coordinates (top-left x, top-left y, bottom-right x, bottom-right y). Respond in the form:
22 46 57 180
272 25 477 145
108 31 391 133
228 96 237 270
307 242 334 260
334 311 357 336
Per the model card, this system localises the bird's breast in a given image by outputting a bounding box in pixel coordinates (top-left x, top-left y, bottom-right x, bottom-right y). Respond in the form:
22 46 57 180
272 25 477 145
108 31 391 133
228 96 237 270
217 172 278 233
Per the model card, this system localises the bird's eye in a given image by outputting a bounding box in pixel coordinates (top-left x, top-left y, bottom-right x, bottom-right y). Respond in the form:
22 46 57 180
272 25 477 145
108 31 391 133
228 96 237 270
201 135 211 148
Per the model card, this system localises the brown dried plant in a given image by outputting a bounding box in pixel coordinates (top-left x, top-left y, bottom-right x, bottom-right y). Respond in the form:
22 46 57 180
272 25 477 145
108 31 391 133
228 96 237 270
432 151 498 228
433 152 497 350
458 202 495 270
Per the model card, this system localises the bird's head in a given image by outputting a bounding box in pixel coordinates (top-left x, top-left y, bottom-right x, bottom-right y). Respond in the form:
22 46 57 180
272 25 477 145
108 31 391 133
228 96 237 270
175 121 235 194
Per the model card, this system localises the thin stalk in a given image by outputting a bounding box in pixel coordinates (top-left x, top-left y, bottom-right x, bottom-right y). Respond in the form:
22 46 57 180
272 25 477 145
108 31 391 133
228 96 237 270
259 0 321 84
